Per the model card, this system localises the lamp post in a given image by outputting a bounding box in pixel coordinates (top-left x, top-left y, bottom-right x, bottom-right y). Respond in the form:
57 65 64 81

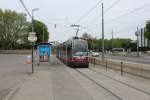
31 8 39 32
31 8 39 73
20 0 39 73
28 32 37 73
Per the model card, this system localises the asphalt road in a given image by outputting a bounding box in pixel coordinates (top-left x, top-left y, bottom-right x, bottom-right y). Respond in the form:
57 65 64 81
97 54 150 64
0 54 31 100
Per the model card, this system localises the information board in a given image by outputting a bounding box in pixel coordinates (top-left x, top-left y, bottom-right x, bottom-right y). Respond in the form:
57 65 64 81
38 45 51 62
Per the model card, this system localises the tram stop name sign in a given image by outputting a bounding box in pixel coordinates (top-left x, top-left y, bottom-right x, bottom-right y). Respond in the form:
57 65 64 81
28 32 37 43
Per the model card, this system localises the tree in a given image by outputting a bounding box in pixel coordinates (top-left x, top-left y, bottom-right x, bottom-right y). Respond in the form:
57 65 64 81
82 33 92 40
0 9 28 49
144 21 150 40
82 33 92 49
28 20 49 43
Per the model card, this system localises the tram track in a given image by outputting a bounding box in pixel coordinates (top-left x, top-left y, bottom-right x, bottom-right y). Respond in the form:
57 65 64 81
90 62 150 80
75 68 123 100
90 68 150 96
74 67 150 100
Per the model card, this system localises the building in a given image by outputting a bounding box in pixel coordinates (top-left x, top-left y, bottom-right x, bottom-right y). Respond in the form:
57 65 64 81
135 28 150 48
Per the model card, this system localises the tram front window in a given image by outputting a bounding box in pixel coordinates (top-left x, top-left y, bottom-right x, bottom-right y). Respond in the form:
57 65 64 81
74 43 87 53
74 52 88 56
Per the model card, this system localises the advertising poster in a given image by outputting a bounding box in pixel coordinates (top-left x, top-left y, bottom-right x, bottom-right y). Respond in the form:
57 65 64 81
38 45 51 62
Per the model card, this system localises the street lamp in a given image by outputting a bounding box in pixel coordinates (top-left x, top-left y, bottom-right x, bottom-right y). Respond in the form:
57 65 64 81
31 8 39 32
20 0 39 73
30 8 39 73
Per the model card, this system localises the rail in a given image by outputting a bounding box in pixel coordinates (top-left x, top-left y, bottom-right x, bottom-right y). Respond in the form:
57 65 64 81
88 57 150 79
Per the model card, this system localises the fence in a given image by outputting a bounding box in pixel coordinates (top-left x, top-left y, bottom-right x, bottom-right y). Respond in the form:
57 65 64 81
0 50 31 54
89 57 150 79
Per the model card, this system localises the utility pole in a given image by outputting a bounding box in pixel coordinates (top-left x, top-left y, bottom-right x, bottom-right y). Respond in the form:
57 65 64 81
136 27 139 56
102 2 105 60
112 30 114 51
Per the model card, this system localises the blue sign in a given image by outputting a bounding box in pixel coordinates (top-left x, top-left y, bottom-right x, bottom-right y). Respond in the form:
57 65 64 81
38 45 51 62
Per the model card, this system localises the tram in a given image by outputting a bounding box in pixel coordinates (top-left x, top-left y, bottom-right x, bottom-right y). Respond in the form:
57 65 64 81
57 37 89 68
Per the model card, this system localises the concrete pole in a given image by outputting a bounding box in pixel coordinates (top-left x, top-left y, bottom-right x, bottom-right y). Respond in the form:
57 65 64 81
137 27 139 56
31 10 34 73
112 30 114 51
102 3 105 60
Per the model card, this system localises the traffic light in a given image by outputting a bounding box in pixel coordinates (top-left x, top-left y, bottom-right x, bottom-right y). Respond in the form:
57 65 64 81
54 24 57 28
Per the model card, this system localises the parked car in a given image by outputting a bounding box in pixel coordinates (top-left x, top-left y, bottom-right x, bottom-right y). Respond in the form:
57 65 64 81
91 52 99 57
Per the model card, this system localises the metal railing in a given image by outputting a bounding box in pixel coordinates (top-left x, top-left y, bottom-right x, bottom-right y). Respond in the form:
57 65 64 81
88 57 150 79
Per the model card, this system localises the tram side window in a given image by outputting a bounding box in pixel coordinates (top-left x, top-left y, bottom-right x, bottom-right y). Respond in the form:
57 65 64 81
67 44 72 57
63 45 66 58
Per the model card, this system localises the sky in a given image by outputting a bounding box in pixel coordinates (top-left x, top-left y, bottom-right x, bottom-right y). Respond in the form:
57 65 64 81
1 0 150 42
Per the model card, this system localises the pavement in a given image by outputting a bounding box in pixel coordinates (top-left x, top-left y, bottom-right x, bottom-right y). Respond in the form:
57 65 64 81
8 57 95 100
2 55 150 100
0 54 31 100
10 71 53 100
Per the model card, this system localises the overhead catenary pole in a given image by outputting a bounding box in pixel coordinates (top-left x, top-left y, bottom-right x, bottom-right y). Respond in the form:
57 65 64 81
112 30 114 51
136 27 139 56
102 2 105 60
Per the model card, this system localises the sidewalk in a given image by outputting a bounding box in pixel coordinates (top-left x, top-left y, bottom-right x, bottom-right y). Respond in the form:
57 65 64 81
7 62 94 100
10 71 53 100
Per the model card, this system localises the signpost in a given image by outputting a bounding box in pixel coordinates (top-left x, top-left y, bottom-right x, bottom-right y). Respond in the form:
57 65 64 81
28 32 37 73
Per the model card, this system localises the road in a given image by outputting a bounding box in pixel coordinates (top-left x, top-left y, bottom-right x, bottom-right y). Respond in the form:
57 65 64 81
0 54 31 100
97 54 150 64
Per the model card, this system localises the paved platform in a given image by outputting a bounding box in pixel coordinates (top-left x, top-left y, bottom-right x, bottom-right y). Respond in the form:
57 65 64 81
6 56 150 100
10 58 94 100
11 71 53 100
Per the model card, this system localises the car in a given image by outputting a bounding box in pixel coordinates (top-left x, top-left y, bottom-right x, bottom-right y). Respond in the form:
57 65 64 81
91 52 99 57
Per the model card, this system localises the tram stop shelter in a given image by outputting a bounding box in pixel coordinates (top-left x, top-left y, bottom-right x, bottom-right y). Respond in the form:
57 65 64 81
37 43 52 65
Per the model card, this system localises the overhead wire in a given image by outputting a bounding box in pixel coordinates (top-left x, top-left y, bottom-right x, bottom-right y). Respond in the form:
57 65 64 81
73 0 102 24
106 2 150 24
85 0 121 35
104 0 121 14
87 1 150 37
19 0 32 18
86 0 121 27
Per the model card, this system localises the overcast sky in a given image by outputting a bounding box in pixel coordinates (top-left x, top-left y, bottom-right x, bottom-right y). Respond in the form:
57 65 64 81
1 0 150 42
